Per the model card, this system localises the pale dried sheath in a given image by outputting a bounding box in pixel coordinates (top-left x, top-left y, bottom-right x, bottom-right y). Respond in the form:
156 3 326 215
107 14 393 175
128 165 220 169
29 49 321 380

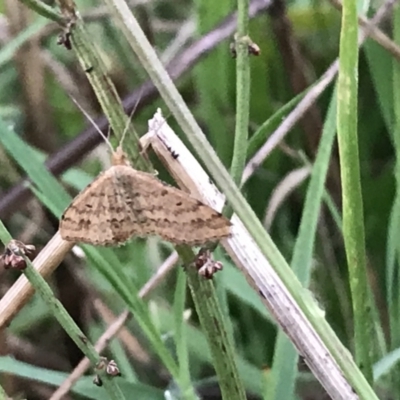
140 109 358 400
0 232 73 327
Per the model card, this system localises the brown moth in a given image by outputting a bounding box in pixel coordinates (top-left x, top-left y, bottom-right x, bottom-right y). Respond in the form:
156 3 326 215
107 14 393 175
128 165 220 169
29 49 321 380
59 147 231 246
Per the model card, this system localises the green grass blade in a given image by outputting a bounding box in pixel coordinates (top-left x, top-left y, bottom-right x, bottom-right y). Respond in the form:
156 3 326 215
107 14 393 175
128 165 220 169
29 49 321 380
0 118 71 214
0 17 49 69
336 0 373 382
246 90 308 160
174 267 196 398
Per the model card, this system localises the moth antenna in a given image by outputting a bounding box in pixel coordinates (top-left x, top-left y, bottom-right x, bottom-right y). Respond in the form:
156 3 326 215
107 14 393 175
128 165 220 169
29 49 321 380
120 85 144 148
70 96 114 154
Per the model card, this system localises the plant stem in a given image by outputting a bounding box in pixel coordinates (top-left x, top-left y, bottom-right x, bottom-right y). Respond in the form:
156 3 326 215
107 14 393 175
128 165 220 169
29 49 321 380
177 246 247 400
19 0 65 24
388 4 400 397
337 0 373 382
230 0 250 188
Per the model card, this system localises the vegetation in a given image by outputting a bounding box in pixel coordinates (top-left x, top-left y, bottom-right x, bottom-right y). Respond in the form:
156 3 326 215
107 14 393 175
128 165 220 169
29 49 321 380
0 0 398 399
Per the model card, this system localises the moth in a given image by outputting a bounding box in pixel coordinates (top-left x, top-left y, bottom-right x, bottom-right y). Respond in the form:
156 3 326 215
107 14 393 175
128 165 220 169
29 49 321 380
60 147 231 246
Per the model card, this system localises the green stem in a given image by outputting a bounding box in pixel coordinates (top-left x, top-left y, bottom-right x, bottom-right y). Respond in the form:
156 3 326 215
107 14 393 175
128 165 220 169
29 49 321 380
70 19 151 172
177 246 247 400
19 0 65 24
337 0 373 382
230 0 250 187
174 268 195 399
389 4 400 397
